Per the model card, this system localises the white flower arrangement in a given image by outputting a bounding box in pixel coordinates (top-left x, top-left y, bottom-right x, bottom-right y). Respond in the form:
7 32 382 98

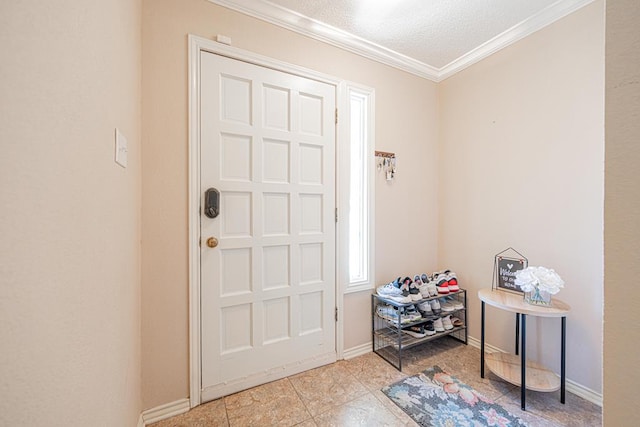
514 266 565 295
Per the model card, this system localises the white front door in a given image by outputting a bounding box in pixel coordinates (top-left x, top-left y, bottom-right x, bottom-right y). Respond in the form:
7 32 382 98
199 51 337 401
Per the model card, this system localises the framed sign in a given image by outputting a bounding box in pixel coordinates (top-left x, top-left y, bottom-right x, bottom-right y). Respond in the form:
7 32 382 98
492 248 528 293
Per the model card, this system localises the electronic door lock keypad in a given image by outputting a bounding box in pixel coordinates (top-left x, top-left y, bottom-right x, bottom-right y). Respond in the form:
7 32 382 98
204 188 220 218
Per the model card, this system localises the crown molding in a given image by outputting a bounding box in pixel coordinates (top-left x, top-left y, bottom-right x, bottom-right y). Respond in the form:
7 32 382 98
208 0 440 81
438 0 597 80
208 0 596 82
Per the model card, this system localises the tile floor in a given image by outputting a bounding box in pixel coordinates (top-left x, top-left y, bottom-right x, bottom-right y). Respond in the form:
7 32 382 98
151 339 602 426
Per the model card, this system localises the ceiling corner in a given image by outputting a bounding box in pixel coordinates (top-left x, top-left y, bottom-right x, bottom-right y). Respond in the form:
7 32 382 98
437 0 597 81
208 0 597 82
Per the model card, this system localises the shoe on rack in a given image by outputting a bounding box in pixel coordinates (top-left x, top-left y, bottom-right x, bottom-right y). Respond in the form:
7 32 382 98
424 321 437 336
414 275 429 298
403 324 427 338
417 300 433 317
403 306 423 322
450 316 464 327
376 305 399 323
447 271 460 292
395 276 411 299
433 317 445 332
429 299 442 315
397 276 411 297
439 299 456 312
376 279 411 303
405 277 422 301
442 315 454 330
443 296 464 310
422 273 438 297
377 304 415 324
435 272 450 294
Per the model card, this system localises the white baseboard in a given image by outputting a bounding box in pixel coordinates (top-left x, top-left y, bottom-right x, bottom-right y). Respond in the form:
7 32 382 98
467 335 603 407
467 335 504 354
343 342 372 359
140 398 190 426
565 378 603 407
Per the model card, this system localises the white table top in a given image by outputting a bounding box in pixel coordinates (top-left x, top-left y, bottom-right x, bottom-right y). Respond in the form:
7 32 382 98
478 288 570 317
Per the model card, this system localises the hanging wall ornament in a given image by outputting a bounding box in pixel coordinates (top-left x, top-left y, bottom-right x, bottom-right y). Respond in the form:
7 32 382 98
375 151 396 182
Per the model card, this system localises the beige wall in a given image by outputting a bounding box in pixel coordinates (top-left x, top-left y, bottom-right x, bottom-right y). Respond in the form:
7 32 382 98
0 0 622 419
0 1 142 426
141 0 439 409
438 1 604 394
604 0 640 423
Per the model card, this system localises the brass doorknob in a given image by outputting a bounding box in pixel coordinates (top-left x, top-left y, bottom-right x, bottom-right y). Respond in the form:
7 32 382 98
206 237 219 248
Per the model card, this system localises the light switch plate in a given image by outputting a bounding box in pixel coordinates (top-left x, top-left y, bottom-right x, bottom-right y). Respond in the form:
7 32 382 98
115 128 128 168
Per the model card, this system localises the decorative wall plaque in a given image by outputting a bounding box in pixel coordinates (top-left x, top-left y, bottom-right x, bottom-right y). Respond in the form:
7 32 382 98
492 248 528 293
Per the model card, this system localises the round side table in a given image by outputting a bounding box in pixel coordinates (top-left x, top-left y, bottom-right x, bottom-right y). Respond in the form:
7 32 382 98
478 288 570 410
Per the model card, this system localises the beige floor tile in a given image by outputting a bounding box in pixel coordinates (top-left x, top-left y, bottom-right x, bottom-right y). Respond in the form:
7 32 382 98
396 339 466 374
224 378 291 410
455 371 518 402
293 419 318 427
494 396 565 427
224 378 312 426
313 393 408 426
289 363 368 416
497 388 602 426
343 352 408 391
370 389 418 426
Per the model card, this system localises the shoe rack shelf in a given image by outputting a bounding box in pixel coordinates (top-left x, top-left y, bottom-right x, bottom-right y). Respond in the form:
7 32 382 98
372 290 468 371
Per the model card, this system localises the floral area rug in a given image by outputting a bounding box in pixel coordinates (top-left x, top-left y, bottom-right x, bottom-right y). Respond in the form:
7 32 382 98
382 366 527 427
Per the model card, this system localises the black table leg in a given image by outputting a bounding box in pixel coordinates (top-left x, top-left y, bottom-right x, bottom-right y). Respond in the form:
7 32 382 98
521 313 526 410
481 301 485 378
561 316 566 404
515 313 520 355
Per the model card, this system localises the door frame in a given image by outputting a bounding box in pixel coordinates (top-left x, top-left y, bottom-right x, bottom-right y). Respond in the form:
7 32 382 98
188 35 347 408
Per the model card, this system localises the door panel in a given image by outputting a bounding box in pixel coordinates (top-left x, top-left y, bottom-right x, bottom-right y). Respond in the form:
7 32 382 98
200 51 336 400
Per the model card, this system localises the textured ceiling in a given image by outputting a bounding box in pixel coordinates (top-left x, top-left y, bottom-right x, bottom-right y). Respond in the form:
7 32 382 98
267 0 558 68
209 0 595 80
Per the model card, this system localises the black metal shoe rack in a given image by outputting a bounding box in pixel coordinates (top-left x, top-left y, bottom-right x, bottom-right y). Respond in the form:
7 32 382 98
372 289 468 371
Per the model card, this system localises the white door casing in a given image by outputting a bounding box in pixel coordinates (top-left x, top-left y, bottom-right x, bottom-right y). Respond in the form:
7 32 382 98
198 50 337 401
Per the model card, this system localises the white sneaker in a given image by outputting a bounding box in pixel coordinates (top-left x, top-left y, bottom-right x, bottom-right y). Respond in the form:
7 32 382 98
417 300 433 317
429 299 442 315
403 306 422 322
376 305 399 322
424 321 437 336
428 283 439 297
433 317 445 332
405 277 422 301
377 305 414 324
439 299 456 312
435 272 450 294
376 280 411 303
414 275 429 298
447 271 460 292
417 274 429 297
421 273 438 297
444 296 464 310
442 315 454 330
409 286 422 301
